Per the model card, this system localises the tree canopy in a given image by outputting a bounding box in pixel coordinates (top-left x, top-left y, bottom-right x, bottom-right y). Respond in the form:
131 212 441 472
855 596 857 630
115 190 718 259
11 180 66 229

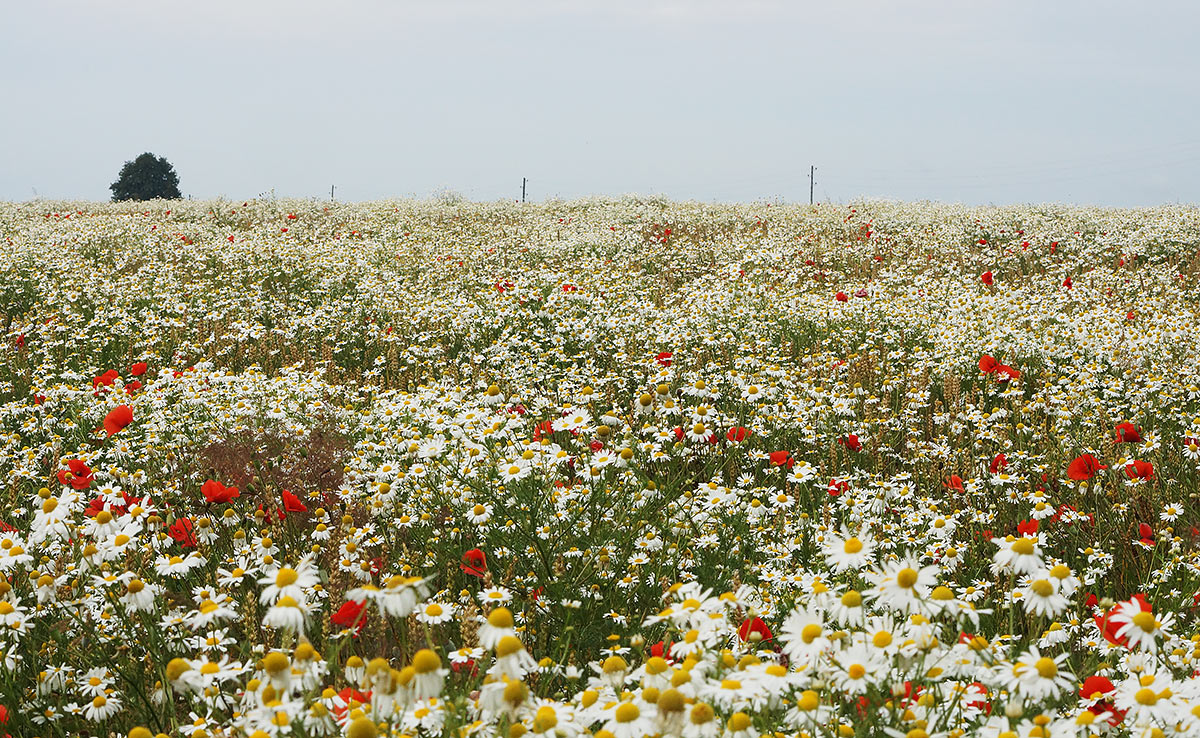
109 153 181 201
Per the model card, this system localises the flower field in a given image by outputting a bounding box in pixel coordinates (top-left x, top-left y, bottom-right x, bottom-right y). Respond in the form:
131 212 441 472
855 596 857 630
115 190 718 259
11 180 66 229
3 196 1200 737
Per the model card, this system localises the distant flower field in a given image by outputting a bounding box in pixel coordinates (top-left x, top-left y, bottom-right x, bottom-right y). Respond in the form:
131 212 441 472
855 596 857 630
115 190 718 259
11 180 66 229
2 196 1200 737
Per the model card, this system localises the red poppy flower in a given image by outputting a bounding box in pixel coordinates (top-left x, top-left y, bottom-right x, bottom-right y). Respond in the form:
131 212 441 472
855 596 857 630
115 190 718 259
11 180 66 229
331 599 368 634
589 440 604 452
201 480 240 504
1125 460 1154 482
964 682 990 714
85 495 129 518
281 489 308 513
828 478 849 497
1114 422 1142 443
737 617 774 643
655 351 673 367
980 271 994 286
1095 594 1151 647
1017 519 1039 536
1091 702 1127 728
854 288 869 298
994 364 1020 381
835 291 848 302
726 426 750 443
852 695 872 719
57 460 95 490
978 355 999 373
1137 522 1155 545
1062 276 1073 289
92 369 120 389
124 380 142 395
532 420 555 441
943 475 964 493
332 688 372 722
130 362 148 377
103 405 133 436
461 548 487 577
989 453 1007 474
1067 454 1106 481
899 681 922 707
1080 675 1115 701
649 640 674 662
768 450 794 469
838 434 863 452
167 517 197 548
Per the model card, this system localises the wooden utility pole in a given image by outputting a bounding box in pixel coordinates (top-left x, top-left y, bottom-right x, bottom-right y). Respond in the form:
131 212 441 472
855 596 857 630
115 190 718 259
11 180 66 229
521 177 527 203
808 166 817 205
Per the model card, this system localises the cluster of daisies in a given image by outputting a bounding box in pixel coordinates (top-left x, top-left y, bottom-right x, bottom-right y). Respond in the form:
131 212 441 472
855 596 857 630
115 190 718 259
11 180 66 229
0 197 1199 736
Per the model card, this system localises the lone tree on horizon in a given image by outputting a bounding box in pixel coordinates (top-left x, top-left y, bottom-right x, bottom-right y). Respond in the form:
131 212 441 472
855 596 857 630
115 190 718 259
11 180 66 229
110 152 181 201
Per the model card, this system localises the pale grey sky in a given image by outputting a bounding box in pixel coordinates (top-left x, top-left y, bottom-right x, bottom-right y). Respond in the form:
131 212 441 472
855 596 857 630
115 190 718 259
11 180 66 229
3 0 1197 205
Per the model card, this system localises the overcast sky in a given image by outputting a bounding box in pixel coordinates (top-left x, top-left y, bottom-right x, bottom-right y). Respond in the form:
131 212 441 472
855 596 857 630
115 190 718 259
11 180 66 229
3 0 1197 206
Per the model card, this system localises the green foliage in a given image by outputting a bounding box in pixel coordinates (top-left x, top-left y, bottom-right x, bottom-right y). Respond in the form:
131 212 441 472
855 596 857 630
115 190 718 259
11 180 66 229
109 152 182 201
